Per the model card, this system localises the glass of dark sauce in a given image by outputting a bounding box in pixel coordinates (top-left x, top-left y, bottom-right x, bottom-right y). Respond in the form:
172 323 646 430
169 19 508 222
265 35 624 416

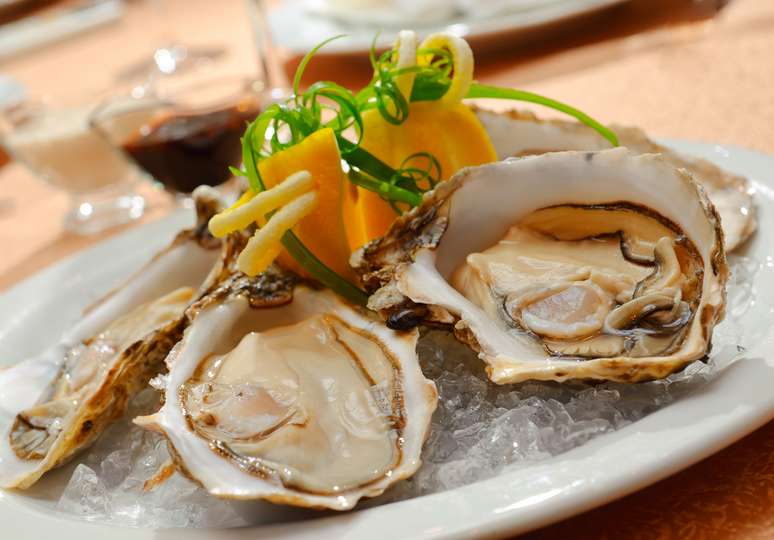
92 76 265 200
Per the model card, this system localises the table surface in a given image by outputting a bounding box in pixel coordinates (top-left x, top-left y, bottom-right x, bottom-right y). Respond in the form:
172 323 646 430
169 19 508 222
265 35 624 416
1 0 773 538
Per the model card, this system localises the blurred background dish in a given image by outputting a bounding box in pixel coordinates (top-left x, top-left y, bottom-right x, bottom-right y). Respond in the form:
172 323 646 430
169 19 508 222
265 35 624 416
266 0 632 55
305 0 618 27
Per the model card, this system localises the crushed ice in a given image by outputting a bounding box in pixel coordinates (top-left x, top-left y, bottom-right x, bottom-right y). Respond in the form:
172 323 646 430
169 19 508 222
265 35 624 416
56 256 759 526
56 389 246 528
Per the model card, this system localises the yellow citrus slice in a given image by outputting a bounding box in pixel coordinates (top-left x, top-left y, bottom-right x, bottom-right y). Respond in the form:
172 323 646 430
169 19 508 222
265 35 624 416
346 101 497 249
209 127 353 279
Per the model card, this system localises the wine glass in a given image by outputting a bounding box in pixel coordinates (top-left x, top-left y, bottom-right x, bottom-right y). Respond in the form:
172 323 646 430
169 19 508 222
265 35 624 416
116 0 227 84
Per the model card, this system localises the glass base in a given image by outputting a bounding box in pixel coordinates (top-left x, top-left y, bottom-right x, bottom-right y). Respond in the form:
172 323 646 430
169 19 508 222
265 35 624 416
65 189 145 236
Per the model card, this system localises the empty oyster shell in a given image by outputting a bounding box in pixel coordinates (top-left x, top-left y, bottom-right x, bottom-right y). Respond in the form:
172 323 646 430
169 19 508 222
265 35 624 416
353 149 728 384
136 269 437 510
474 106 755 252
0 189 223 489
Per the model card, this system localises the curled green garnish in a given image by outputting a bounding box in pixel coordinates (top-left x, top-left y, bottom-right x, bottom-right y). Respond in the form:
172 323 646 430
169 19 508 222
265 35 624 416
466 84 619 147
396 151 442 192
347 169 423 208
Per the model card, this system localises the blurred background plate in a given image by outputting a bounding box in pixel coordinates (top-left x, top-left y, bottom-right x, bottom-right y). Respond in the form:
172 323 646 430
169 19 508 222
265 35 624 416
269 0 632 55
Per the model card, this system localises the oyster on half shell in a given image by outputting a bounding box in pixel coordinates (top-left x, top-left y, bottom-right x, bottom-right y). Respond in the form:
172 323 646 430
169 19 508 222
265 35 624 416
0 189 223 489
474 106 755 252
353 149 728 384
136 267 437 511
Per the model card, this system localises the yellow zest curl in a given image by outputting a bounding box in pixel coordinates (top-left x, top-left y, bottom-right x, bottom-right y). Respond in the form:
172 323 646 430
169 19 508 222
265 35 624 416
236 190 319 276
208 171 314 238
394 30 418 102
418 32 474 104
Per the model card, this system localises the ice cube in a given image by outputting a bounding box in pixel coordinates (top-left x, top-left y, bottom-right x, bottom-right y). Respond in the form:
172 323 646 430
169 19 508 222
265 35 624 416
57 464 111 520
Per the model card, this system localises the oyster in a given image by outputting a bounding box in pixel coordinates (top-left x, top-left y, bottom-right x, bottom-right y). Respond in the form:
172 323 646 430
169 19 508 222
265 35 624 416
473 106 755 251
0 189 223 489
353 149 728 384
136 269 437 510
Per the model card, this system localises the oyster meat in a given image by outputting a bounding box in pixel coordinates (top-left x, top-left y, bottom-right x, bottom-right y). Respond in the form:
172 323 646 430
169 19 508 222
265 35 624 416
354 149 728 383
474 106 755 252
0 189 223 489
136 269 437 510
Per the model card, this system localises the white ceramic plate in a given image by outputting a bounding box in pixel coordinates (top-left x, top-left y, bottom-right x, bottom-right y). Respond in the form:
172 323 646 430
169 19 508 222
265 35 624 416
268 0 631 55
1 140 773 539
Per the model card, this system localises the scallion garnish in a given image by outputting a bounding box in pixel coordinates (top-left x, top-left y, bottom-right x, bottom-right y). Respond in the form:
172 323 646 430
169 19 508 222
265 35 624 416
347 169 423 208
466 84 619 147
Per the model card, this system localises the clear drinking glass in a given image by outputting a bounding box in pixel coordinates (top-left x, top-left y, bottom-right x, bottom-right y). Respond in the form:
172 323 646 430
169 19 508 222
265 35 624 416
92 76 268 202
116 0 227 84
246 0 290 95
0 100 146 235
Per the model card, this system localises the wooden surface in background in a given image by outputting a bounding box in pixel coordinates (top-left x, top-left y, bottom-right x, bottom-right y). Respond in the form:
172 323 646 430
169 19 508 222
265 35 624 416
1 0 772 538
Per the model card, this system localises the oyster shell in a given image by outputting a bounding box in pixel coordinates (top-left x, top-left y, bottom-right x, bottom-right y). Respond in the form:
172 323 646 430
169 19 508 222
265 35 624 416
0 189 223 489
136 269 437 510
353 149 728 384
474 106 755 252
